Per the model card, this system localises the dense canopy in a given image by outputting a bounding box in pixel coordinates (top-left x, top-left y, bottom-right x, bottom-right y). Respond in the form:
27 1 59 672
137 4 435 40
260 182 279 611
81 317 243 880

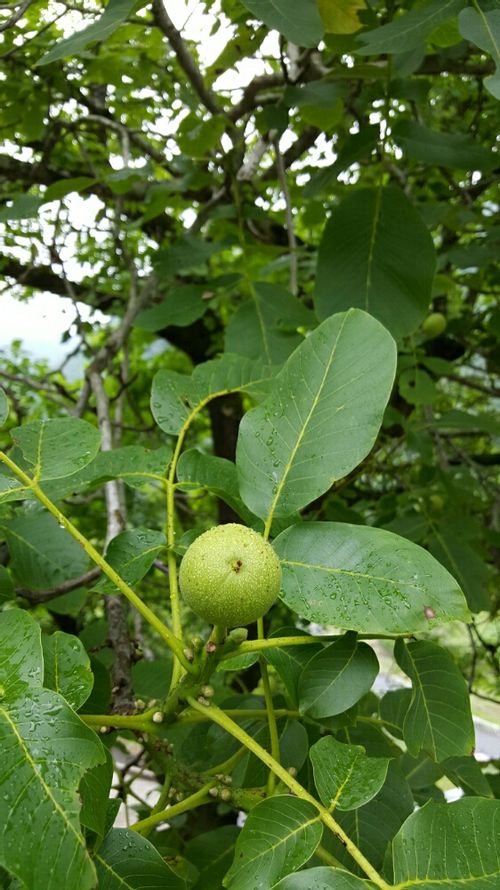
0 2 499 889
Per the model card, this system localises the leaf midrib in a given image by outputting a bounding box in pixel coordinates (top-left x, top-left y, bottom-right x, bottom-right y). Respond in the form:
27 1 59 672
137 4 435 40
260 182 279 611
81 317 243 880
281 558 423 592
264 311 349 532
228 810 320 881
0 705 86 849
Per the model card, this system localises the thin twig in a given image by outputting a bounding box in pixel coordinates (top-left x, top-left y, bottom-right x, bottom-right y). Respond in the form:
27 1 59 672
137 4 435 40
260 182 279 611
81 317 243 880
274 137 298 295
152 0 221 115
0 0 34 33
444 373 500 398
16 567 101 604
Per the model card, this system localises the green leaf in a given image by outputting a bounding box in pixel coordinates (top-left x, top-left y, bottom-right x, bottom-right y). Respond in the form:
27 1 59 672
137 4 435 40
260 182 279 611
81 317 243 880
131 657 172 701
315 187 435 338
135 284 211 331
178 114 227 158
443 755 494 798
233 719 309 789
150 369 195 436
37 0 138 66
0 389 8 426
177 449 258 526
0 610 104 890
394 638 475 762
428 525 492 613
459 7 500 100
185 826 239 890
94 827 186 889
3 445 170 504
379 688 412 740
83 657 112 715
11 418 101 480
392 119 496 169
303 125 379 197
317 0 367 34
0 194 42 222
310 736 389 810
42 631 94 711
79 747 114 840
94 528 166 593
284 80 347 109
357 0 466 55
273 868 371 889
274 521 470 634
151 354 272 435
324 763 414 874
43 177 96 202
239 0 324 47
47 587 88 616
191 354 273 404
5 512 89 590
223 795 322 890
391 798 500 887
399 367 437 405
263 628 324 707
153 235 223 276
237 309 396 523
0 566 14 604
0 470 27 503
432 409 500 435
225 283 313 364
298 632 379 719
84 445 170 490
400 752 444 794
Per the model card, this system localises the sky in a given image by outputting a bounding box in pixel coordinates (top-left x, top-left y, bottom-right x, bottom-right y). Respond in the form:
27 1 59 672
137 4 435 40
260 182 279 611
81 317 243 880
0 293 106 371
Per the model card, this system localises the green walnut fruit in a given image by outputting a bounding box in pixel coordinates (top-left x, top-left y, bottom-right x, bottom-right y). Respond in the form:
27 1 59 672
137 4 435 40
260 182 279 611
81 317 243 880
422 312 447 338
429 494 444 512
179 523 281 627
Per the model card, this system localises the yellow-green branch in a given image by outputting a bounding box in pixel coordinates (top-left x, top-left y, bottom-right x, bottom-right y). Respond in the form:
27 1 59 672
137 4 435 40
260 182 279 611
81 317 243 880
186 697 391 890
81 712 156 732
176 707 299 726
0 450 193 673
219 633 409 661
132 782 213 834
257 616 280 795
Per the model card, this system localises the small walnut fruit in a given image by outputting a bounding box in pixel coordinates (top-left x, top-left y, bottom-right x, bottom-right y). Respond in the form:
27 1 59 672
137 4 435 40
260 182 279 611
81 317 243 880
179 523 281 627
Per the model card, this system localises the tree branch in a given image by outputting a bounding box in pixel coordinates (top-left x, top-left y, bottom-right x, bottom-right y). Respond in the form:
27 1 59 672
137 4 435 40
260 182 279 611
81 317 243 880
444 373 500 398
228 73 284 121
0 0 34 33
0 253 87 298
152 0 221 115
86 269 150 713
16 567 101 604
262 126 320 180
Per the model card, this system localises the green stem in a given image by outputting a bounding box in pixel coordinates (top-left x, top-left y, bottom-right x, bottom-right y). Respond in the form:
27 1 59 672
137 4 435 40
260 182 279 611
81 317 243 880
81 712 155 732
0 450 194 673
166 430 187 688
176 707 299 726
164 397 226 691
357 714 401 734
219 633 409 660
212 624 227 645
257 616 280 795
315 844 345 869
167 547 184 687
131 782 213 834
140 763 175 838
186 698 391 890
203 745 247 777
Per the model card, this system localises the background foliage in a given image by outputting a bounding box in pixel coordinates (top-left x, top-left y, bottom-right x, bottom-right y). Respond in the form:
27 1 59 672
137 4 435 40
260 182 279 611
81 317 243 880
0 0 499 888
